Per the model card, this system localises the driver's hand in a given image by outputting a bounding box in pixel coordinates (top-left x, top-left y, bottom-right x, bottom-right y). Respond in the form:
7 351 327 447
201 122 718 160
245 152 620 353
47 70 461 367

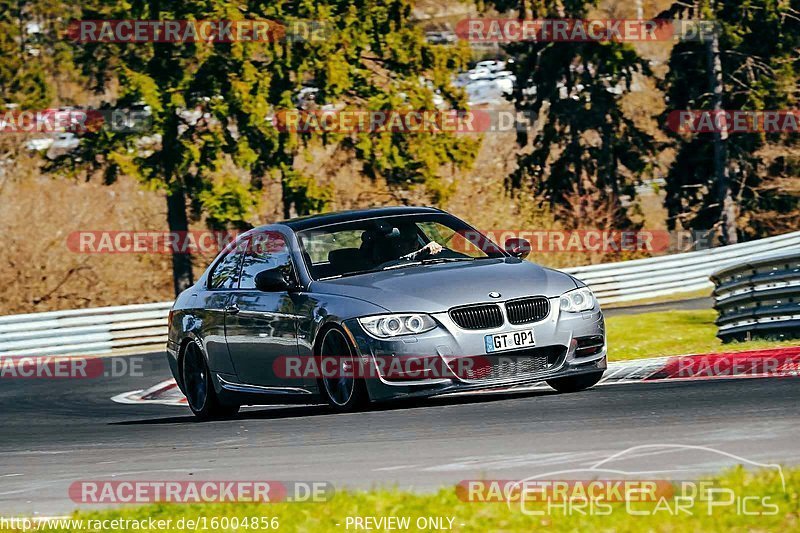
424 242 444 255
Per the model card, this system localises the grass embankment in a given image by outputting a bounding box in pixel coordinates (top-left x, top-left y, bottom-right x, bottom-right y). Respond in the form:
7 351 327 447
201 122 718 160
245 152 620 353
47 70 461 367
6 467 797 532
606 309 799 361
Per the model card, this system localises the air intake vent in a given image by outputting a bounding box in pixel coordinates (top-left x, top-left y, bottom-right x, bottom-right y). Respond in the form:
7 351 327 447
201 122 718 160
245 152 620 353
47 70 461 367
575 335 604 357
505 297 550 324
449 304 504 330
458 345 567 381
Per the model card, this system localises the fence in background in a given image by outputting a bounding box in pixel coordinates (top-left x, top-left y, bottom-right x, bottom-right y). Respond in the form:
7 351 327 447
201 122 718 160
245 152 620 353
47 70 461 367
1 231 799 357
565 230 800 305
711 251 800 342
0 302 172 357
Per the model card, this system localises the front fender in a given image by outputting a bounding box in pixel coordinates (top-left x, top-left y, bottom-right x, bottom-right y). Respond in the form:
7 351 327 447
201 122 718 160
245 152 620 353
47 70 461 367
295 291 389 351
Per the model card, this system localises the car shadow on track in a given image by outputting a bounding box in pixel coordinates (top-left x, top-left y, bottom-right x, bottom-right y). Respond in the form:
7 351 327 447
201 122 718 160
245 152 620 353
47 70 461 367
109 388 560 425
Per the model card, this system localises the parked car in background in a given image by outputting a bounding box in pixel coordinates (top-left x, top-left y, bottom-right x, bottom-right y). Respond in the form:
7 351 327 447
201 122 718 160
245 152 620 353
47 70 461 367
26 136 55 152
425 30 458 45
475 60 506 72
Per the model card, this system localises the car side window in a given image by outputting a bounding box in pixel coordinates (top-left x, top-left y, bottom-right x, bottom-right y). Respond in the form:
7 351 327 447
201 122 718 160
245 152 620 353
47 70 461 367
209 239 248 289
239 232 293 290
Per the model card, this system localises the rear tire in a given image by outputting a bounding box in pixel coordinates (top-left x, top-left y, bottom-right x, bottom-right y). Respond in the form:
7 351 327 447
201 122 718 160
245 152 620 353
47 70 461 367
546 371 604 393
318 327 369 412
181 342 240 420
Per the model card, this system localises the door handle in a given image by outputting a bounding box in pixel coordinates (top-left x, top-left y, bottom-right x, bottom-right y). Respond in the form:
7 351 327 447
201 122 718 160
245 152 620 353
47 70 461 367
225 304 240 314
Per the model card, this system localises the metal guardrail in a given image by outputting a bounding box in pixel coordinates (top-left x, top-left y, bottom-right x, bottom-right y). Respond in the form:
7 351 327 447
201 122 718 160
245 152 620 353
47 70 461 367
1 231 799 357
565 230 800 305
0 302 171 357
711 251 800 342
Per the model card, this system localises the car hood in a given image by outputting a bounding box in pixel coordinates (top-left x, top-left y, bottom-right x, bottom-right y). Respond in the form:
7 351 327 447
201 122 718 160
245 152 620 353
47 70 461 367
310 258 578 313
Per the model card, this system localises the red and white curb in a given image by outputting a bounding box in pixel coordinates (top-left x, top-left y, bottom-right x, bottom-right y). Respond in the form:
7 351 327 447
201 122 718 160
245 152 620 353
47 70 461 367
603 345 800 384
111 379 186 406
112 346 800 406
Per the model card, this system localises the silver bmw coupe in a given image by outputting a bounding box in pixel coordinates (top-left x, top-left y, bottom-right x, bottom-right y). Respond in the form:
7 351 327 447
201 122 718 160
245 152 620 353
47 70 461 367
167 207 606 419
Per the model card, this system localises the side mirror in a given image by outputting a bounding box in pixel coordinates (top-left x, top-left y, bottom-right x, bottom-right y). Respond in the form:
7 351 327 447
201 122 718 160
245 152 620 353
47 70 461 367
254 267 291 292
504 238 531 259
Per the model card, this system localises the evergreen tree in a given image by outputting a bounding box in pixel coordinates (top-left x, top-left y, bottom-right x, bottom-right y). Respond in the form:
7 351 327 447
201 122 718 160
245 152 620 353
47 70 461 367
47 0 477 294
0 1 51 108
660 0 799 242
485 0 656 228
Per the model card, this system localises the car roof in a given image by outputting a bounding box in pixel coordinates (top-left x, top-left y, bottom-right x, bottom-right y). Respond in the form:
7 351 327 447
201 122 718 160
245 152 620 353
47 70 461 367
278 206 444 231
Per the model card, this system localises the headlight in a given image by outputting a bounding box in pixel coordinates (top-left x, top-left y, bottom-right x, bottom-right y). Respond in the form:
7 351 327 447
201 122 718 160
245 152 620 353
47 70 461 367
358 314 437 338
559 287 596 313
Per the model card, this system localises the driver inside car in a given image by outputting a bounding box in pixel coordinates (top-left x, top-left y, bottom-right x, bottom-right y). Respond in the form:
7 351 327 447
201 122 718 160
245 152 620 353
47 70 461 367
396 225 443 260
360 222 444 265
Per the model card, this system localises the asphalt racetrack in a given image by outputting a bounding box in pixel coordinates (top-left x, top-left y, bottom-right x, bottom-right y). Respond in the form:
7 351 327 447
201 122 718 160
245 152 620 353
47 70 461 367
1 350 799 515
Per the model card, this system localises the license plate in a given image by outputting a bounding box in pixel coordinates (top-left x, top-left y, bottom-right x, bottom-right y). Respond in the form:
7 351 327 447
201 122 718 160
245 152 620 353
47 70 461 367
484 330 535 353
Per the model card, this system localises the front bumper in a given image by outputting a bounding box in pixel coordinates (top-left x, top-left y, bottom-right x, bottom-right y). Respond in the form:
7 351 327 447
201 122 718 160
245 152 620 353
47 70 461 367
343 297 606 402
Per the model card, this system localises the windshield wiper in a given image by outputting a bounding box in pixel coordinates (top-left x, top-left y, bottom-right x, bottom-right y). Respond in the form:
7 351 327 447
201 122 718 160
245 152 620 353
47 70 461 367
381 261 423 271
381 257 475 271
318 268 380 280
421 257 475 265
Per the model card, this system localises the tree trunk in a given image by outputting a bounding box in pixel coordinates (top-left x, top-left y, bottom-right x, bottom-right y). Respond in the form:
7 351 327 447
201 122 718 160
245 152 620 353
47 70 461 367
280 176 292 219
166 188 194 295
706 22 738 244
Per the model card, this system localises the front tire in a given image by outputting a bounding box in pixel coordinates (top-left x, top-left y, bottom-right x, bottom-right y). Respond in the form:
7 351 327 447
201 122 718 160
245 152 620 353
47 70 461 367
318 327 369 412
546 371 604 393
181 342 240 420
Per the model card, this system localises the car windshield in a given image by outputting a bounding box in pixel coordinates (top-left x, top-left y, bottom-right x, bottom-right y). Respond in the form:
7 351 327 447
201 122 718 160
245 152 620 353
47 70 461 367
297 214 505 280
